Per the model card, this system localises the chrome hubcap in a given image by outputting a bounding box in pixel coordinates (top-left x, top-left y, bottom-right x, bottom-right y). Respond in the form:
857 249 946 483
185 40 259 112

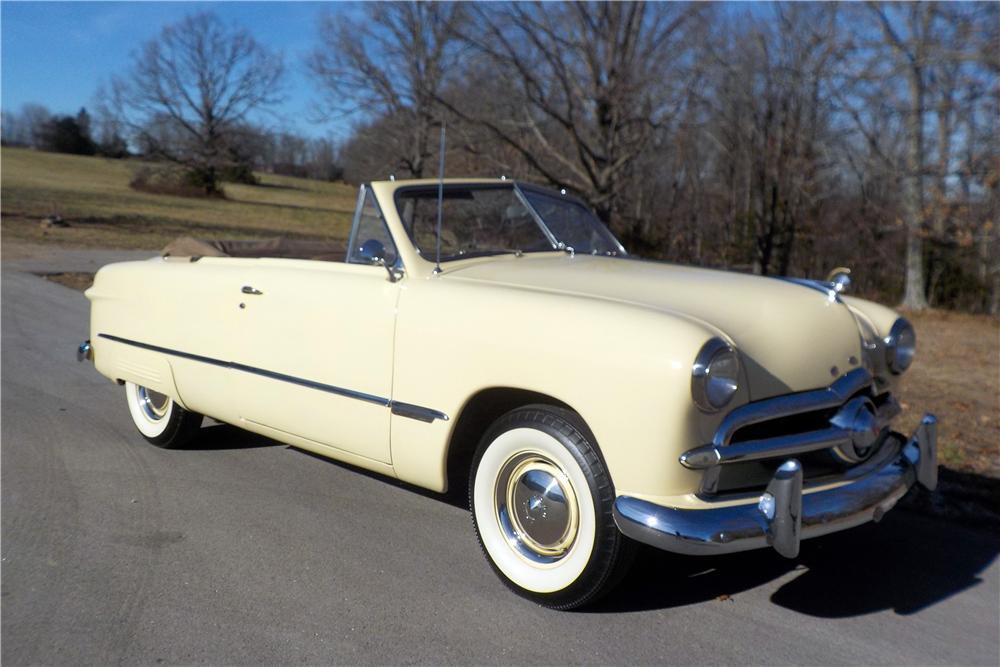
137 386 170 421
495 453 579 563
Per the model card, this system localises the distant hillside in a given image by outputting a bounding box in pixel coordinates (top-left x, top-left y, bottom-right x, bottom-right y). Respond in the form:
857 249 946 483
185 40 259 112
0 147 357 250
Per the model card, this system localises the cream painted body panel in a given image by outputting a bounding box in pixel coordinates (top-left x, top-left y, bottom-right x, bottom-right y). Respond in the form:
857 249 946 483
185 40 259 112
86 178 910 506
90 256 398 467
389 276 717 497
439 254 867 401
214 257 398 463
90 258 246 422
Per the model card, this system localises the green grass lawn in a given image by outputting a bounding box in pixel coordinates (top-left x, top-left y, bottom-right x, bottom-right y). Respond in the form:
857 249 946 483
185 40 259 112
1 147 357 250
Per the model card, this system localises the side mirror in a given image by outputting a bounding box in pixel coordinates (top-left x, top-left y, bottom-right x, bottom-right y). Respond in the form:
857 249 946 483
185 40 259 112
358 239 388 264
357 238 402 283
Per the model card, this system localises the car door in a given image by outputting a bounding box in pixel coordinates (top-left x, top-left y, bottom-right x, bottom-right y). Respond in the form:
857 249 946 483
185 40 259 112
228 186 401 464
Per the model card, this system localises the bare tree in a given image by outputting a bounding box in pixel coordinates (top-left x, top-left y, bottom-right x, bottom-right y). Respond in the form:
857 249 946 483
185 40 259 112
111 12 284 194
307 2 467 179
439 1 703 238
834 3 956 309
324 1 996 312
836 2 997 310
0 103 52 147
695 4 843 275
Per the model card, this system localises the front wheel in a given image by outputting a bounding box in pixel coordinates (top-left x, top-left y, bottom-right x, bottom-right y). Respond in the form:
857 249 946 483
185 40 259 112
124 381 202 448
470 405 634 610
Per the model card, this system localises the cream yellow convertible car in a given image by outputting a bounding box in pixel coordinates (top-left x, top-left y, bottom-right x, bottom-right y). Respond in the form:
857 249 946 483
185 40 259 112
79 179 937 609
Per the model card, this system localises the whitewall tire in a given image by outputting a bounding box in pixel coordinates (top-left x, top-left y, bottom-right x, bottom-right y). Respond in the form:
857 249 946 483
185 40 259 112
124 381 203 448
470 405 634 609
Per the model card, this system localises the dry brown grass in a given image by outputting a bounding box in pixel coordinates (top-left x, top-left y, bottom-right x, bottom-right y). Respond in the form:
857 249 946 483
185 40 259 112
895 309 999 478
40 272 95 291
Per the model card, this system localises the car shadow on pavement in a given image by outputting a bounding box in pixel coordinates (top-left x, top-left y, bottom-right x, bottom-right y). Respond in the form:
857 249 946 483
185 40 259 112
166 426 999 618
179 423 282 451
590 508 999 616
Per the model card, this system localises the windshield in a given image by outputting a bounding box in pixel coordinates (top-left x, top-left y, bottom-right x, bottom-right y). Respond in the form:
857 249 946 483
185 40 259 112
520 189 623 256
397 186 552 261
395 184 624 262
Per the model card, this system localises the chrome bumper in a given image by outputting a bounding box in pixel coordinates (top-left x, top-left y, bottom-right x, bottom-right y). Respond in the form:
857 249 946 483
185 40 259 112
613 414 937 558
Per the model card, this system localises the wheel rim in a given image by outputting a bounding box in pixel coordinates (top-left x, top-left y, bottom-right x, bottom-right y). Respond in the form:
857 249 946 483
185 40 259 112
136 386 170 421
494 452 580 564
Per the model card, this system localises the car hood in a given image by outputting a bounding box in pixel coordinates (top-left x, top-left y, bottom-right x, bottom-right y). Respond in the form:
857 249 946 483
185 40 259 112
446 254 866 400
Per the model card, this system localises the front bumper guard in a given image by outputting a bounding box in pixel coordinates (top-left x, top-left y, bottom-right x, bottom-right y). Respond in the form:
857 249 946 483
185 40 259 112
613 413 937 558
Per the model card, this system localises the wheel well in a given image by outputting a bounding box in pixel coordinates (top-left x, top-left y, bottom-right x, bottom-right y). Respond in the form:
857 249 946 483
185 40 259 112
445 387 572 500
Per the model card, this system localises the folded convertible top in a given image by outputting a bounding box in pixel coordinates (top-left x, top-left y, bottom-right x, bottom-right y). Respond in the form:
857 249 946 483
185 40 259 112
162 236 346 262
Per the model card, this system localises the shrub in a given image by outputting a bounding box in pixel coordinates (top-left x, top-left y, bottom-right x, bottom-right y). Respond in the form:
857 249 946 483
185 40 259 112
219 162 259 185
129 166 225 198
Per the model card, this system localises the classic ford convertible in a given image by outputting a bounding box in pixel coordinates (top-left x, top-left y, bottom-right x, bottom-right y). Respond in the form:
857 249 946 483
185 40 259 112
79 179 937 609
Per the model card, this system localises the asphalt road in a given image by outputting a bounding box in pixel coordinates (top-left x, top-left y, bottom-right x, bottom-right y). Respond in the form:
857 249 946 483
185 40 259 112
3 251 999 665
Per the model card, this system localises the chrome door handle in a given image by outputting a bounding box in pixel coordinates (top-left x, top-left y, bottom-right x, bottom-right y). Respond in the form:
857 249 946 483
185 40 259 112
241 285 263 295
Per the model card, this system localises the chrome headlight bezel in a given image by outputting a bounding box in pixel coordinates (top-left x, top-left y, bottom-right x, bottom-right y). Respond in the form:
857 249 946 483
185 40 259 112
692 338 741 413
884 318 916 374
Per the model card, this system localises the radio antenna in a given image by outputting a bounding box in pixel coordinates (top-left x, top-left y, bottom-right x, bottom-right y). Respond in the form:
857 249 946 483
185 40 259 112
434 122 446 274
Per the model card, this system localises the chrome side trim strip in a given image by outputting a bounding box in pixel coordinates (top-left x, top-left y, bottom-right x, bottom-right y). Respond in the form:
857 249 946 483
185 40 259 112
99 333 231 368
97 333 449 422
390 401 450 423
228 360 389 407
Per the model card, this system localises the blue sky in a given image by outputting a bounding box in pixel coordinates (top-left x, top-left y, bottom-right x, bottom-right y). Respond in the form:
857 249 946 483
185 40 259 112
1 1 358 139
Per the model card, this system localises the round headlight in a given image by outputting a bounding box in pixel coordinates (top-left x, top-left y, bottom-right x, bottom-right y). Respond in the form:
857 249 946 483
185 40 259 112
692 338 740 412
884 318 916 374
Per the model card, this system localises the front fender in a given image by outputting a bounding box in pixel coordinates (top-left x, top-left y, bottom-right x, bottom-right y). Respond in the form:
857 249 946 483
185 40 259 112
389 277 727 499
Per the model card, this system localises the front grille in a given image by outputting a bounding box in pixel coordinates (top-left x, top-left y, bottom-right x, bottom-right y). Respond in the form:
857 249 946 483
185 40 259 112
680 369 901 497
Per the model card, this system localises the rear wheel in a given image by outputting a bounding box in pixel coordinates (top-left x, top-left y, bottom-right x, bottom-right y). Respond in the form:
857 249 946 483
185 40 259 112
470 405 634 610
124 381 202 448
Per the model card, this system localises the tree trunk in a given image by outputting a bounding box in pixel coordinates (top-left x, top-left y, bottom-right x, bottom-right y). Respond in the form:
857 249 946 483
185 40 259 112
900 67 929 310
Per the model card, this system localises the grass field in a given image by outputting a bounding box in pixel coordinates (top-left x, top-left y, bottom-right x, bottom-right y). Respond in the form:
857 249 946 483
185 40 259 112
5 148 998 484
1 147 357 250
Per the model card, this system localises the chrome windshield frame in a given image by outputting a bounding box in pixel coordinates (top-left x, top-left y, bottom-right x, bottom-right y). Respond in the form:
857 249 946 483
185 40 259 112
391 181 627 262
512 183 560 250
515 182 629 257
